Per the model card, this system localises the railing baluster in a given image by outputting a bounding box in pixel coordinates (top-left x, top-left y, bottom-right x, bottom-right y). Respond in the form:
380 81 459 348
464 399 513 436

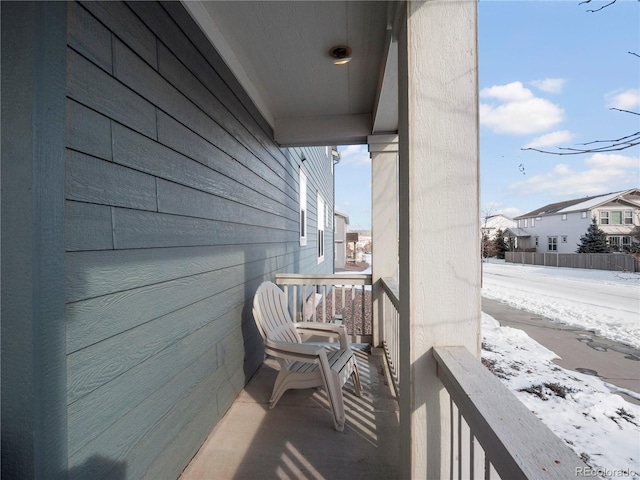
292 285 297 321
331 285 335 321
485 454 490 480
302 284 308 321
322 284 326 323
311 284 317 322
458 408 462 480
450 397 455 480
361 285 365 335
469 429 475 480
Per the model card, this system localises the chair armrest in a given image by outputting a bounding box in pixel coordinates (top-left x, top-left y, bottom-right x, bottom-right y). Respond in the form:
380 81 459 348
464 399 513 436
294 322 349 349
264 338 325 363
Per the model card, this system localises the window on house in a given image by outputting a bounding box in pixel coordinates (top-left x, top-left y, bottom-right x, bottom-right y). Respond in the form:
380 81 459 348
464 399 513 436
535 236 539 246
561 213 567 221
600 211 609 225
548 236 558 251
524 218 528 228
531 218 535 228
561 236 567 243
608 236 621 251
623 236 632 247
610 211 623 224
624 211 633 225
300 169 307 246
317 193 325 263
581 211 587 219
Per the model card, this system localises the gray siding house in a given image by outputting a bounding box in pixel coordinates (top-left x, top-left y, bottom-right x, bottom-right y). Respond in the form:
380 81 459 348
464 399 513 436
2 2 333 478
513 189 640 254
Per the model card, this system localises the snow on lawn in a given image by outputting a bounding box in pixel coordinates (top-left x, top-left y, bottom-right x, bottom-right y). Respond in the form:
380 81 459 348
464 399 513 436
482 313 640 478
481 260 640 476
482 260 640 349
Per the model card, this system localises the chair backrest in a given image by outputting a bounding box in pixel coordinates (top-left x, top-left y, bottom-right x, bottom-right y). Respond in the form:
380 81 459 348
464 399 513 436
253 282 302 344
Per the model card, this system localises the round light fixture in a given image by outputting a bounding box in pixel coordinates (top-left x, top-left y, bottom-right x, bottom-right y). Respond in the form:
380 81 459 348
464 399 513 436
329 45 352 65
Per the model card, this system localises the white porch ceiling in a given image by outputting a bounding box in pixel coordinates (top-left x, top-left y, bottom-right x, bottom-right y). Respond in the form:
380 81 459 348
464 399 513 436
182 1 400 146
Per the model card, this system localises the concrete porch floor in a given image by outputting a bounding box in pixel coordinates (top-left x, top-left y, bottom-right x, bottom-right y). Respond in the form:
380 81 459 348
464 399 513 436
180 348 400 480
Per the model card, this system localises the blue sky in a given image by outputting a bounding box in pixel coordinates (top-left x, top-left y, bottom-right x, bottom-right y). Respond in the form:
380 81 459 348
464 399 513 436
336 0 639 230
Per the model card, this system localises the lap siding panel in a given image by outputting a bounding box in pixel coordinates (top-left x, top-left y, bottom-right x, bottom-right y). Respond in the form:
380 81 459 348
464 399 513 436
64 1 335 478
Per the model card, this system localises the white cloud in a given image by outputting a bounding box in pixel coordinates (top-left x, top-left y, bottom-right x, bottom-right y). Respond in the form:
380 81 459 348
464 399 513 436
524 130 574 149
530 78 566 94
583 153 640 169
337 144 370 166
507 153 639 197
480 82 564 135
605 88 640 110
481 82 533 102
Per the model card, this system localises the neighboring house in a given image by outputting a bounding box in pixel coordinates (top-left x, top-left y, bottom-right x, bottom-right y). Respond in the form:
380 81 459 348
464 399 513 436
481 214 516 239
334 211 349 269
513 189 640 254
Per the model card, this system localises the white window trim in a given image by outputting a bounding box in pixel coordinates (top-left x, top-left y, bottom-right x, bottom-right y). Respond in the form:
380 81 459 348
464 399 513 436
317 193 325 264
300 169 307 246
624 210 633 225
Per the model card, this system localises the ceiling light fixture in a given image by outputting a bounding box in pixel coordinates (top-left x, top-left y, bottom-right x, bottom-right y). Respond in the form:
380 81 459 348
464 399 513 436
329 45 352 65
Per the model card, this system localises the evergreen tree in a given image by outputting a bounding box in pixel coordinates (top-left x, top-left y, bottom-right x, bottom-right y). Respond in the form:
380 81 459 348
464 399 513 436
576 217 610 253
492 229 509 259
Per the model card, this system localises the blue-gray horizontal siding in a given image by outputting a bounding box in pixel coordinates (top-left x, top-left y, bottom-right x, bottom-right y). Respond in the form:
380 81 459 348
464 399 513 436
65 1 334 478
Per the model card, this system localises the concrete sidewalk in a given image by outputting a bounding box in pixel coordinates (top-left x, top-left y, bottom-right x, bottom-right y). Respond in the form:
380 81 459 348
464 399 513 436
482 297 640 405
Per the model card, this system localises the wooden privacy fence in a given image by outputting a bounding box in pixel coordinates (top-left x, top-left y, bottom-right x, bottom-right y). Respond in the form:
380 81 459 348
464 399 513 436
506 252 640 272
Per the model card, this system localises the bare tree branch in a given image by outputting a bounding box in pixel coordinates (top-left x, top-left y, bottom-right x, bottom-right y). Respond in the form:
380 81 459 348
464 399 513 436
522 132 640 155
579 0 617 12
579 131 640 146
610 107 640 116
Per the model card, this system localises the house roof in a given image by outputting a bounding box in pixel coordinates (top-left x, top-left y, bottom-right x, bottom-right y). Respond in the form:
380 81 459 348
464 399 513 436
334 210 350 224
506 227 530 237
483 214 514 221
515 189 640 219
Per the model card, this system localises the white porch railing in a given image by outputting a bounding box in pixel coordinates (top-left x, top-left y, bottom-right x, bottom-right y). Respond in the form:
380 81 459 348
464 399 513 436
380 277 400 397
273 273 584 478
274 273 372 342
434 346 585 479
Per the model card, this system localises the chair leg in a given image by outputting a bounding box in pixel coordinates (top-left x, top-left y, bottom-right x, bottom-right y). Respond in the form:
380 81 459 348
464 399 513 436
351 363 362 397
269 369 289 408
319 356 346 431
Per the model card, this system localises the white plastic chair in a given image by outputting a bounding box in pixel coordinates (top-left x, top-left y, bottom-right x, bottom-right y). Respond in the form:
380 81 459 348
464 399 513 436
252 281 362 431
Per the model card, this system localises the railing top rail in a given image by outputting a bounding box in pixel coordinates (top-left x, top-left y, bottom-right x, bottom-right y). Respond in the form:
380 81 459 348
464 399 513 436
434 346 585 480
274 273 372 286
380 277 399 309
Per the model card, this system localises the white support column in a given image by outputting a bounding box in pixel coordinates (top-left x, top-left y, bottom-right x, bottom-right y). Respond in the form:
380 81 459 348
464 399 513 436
398 1 480 479
369 135 399 347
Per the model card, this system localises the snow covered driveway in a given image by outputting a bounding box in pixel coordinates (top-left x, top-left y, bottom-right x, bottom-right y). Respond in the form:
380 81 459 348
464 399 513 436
482 260 640 349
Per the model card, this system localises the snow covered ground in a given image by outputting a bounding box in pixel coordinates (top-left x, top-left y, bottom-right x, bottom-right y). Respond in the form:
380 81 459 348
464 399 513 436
482 259 640 349
481 260 640 478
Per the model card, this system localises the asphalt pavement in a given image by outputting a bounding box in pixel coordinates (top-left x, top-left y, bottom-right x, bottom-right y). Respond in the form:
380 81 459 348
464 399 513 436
482 297 640 405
